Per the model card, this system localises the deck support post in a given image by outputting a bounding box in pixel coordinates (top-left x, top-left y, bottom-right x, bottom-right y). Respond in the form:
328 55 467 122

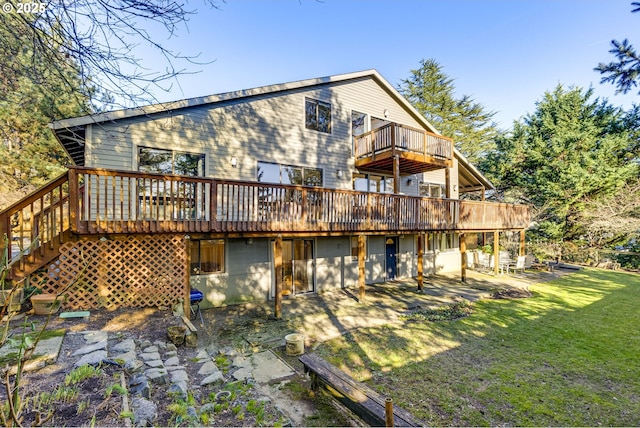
445 167 451 198
358 234 366 301
519 229 526 256
460 233 467 282
417 233 424 291
393 155 400 194
274 234 283 319
493 230 500 276
184 235 191 317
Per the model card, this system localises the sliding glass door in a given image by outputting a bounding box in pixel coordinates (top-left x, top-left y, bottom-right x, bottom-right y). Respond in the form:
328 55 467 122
272 239 315 296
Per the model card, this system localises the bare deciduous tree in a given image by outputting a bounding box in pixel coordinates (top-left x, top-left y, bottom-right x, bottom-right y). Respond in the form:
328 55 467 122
581 180 640 251
0 0 220 111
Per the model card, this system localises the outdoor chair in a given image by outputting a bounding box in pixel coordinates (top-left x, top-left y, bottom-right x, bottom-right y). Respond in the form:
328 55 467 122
512 255 526 274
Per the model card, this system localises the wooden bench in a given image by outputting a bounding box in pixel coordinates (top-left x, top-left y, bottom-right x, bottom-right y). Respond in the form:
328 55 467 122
299 353 424 427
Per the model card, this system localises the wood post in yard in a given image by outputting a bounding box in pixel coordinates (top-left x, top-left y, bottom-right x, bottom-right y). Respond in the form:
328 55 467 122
520 229 526 256
274 234 283 319
358 234 366 301
494 230 500 276
184 235 191 317
460 233 467 282
417 233 424 291
385 397 394 427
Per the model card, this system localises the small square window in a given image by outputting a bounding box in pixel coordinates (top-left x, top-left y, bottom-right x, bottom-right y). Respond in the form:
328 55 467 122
190 239 225 274
305 98 332 133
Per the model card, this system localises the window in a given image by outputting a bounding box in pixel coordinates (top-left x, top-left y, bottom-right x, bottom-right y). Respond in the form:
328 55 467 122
257 162 323 186
137 147 205 220
190 239 225 274
138 147 204 176
420 182 446 198
305 98 331 133
352 111 368 136
352 173 394 193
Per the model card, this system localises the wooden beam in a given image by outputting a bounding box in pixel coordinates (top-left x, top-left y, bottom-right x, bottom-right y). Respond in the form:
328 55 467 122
274 234 283 319
493 230 500 276
445 167 451 198
393 155 400 194
460 233 467 282
417 233 424 291
184 236 191 317
358 234 366 301
520 229 526 256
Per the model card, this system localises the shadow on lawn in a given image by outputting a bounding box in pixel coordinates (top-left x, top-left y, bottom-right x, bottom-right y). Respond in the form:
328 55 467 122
331 268 640 427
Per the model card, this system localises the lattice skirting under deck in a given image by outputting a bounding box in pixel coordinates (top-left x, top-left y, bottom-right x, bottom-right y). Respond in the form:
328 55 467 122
30 234 188 311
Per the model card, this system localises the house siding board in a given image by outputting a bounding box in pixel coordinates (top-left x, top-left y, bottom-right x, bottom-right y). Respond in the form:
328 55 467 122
86 75 443 190
315 237 351 292
192 238 271 308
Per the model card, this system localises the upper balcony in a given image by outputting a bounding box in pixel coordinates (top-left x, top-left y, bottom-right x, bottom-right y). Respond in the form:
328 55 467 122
354 122 454 175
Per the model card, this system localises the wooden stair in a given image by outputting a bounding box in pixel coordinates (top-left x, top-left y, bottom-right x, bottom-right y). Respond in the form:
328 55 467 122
0 171 73 282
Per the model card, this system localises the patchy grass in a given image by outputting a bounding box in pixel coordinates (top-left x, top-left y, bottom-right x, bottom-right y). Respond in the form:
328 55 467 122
400 299 473 322
316 268 640 426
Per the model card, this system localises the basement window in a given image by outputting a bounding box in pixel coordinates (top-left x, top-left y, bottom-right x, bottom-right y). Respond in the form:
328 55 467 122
190 239 225 274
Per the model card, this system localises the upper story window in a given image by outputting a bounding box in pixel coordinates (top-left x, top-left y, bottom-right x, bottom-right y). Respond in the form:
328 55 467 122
138 147 205 176
305 98 332 133
257 161 323 186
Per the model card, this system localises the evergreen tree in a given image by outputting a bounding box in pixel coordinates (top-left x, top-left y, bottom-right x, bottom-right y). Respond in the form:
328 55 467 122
481 85 638 253
595 2 640 95
0 17 91 209
398 58 500 164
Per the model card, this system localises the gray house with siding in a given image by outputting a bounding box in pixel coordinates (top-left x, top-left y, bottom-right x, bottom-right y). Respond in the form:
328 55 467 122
1 70 529 312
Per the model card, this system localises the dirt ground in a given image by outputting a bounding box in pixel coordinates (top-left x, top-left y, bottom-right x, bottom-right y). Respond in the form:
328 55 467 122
1 306 332 427
2 270 559 426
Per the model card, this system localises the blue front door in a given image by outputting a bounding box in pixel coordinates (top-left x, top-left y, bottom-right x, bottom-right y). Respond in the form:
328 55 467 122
385 237 397 280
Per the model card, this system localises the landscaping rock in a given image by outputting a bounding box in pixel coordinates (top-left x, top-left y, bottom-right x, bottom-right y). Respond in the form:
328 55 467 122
74 350 108 367
111 338 136 353
132 396 158 427
164 356 180 366
72 339 108 356
145 367 169 385
200 371 224 386
198 360 219 376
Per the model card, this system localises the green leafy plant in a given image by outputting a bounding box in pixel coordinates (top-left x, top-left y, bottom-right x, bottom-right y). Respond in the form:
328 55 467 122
66 364 104 385
104 383 127 398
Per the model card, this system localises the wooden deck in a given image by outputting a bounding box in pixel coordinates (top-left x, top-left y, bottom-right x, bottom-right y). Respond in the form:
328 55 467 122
354 122 454 175
0 166 529 278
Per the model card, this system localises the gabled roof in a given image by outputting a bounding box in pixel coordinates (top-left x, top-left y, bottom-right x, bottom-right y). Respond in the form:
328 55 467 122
50 69 494 190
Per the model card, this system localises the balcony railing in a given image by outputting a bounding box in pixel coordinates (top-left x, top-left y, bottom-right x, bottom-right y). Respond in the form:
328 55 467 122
354 122 454 174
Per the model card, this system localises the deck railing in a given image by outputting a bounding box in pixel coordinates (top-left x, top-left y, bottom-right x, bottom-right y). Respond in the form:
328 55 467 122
0 171 71 264
60 167 528 235
1 166 530 267
354 122 454 162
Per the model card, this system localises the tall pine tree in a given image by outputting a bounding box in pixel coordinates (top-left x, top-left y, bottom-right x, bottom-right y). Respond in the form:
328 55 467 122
0 18 92 209
398 58 500 164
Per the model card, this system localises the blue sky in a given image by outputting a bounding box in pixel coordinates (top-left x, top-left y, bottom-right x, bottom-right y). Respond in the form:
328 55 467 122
139 0 639 129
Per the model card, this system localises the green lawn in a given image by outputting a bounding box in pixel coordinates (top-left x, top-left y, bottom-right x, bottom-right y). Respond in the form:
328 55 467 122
316 268 640 426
